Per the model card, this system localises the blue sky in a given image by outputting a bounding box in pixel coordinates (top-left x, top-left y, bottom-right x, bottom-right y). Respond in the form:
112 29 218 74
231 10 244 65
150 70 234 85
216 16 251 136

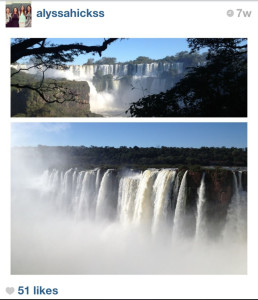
11 123 247 148
18 38 192 65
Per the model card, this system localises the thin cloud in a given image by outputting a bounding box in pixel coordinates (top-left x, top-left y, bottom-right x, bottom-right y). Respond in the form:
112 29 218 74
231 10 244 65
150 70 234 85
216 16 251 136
11 123 71 146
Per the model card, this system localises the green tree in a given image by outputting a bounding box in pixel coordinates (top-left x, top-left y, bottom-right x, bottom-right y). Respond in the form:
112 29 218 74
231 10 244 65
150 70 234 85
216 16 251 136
11 38 119 103
127 38 247 117
95 57 117 65
84 58 95 65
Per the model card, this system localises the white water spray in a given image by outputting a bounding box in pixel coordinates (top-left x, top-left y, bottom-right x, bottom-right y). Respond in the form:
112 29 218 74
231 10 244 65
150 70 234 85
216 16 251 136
132 169 158 227
12 62 184 116
223 171 247 242
151 169 176 235
195 172 206 241
11 165 247 274
173 171 188 240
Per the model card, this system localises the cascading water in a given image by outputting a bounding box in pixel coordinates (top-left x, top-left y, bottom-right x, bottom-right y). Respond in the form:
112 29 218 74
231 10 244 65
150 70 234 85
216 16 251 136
223 171 247 242
12 166 248 274
41 168 247 241
132 169 158 227
117 171 141 225
172 171 188 240
59 168 73 210
72 171 85 216
195 172 206 241
12 62 184 116
95 169 118 221
43 168 180 230
151 169 176 235
77 169 99 219
66 62 184 78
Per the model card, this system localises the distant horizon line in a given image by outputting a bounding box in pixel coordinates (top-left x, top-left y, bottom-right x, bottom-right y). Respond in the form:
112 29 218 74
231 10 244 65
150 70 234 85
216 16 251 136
11 145 247 149
16 49 206 65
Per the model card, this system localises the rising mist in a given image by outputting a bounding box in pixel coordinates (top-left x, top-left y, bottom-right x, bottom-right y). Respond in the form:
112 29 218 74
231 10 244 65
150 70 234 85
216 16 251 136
11 148 247 275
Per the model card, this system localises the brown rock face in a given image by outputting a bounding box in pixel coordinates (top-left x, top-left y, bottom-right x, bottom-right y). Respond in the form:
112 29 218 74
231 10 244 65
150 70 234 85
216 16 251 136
184 171 202 237
176 169 237 239
183 169 233 209
242 171 247 191
202 170 233 238
186 170 202 212
205 170 233 204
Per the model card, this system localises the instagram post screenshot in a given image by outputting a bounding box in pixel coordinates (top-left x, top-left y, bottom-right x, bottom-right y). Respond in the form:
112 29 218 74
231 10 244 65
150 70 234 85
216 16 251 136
0 0 258 299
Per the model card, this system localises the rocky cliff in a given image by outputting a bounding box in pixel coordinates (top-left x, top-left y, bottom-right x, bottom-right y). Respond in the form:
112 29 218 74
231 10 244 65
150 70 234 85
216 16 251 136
11 70 99 117
181 169 247 238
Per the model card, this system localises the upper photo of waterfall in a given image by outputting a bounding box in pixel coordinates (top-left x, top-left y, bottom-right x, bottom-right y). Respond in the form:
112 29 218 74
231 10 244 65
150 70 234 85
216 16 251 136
11 122 247 274
11 38 247 117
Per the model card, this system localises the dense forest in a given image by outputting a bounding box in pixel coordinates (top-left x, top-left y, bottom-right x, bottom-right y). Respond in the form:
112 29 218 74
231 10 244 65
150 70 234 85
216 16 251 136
12 145 247 170
84 51 207 67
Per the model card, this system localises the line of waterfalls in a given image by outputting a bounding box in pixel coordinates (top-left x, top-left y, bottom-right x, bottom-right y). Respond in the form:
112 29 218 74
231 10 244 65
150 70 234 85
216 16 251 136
11 166 247 274
12 62 185 116
15 62 184 79
40 168 247 241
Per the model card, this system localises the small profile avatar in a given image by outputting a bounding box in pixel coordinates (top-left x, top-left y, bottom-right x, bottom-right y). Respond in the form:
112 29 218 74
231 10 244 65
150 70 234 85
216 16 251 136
6 1 32 28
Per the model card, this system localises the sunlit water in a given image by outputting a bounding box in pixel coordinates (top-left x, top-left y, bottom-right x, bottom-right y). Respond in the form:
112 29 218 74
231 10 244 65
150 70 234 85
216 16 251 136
12 167 247 274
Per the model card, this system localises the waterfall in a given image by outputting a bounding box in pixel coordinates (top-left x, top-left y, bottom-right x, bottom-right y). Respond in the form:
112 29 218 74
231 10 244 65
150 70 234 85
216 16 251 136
223 171 247 241
195 173 206 241
238 171 243 192
13 62 186 116
77 169 99 219
173 171 188 240
132 169 158 227
171 172 180 213
39 167 247 242
86 81 117 115
13 62 184 79
117 172 141 225
95 168 102 191
48 169 60 203
151 169 176 235
59 168 73 210
12 165 248 275
95 169 118 221
72 171 85 215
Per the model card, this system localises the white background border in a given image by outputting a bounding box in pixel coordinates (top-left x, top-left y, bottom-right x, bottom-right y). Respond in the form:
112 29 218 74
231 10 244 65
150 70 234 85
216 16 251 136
1 1 257 299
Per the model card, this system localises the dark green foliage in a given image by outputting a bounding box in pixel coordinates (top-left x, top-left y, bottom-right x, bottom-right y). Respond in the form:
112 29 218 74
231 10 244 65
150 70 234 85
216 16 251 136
82 52 207 67
120 53 207 66
187 38 247 56
13 146 247 171
127 38 247 117
84 58 95 65
126 56 153 64
11 38 119 65
94 57 117 65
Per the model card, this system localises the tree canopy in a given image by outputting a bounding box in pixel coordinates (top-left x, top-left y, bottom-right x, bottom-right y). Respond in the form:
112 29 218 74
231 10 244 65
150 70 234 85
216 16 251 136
127 38 247 117
11 38 119 103
12 145 247 170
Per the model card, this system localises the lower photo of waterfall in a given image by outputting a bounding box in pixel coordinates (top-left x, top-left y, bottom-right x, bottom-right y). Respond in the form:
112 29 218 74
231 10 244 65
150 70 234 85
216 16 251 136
11 38 247 117
11 122 247 274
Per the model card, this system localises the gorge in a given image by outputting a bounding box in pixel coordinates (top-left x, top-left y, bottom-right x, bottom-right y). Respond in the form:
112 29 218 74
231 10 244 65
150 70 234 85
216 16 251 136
12 162 247 274
41 167 247 239
11 60 191 117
